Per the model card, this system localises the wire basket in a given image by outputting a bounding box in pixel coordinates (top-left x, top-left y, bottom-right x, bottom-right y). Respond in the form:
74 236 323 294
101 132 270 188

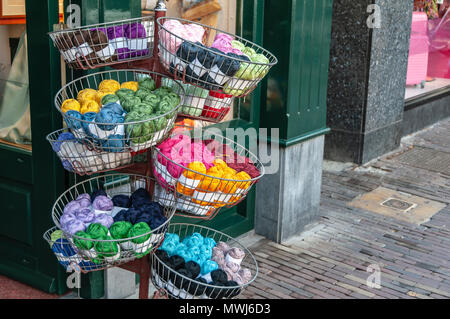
47 174 176 272
150 223 258 299
151 130 264 219
47 128 148 176
49 16 154 70
161 77 233 123
157 17 277 99
55 69 183 154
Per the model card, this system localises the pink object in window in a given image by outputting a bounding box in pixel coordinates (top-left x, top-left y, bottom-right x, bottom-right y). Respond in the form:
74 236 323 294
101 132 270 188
406 12 430 86
427 8 450 79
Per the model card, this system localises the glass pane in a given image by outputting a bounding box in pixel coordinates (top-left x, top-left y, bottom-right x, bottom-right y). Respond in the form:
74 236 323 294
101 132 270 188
405 1 450 100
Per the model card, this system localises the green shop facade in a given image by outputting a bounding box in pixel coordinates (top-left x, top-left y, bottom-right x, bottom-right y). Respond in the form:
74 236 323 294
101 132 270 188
0 0 334 297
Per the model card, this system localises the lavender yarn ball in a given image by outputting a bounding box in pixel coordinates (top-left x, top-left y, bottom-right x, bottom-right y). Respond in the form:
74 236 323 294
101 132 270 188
60 212 76 229
63 219 86 235
75 208 95 225
63 200 81 215
76 193 91 201
94 213 114 229
92 195 114 212
77 197 91 208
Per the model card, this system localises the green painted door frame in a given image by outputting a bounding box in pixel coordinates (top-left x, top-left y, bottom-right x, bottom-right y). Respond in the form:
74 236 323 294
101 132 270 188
0 0 66 294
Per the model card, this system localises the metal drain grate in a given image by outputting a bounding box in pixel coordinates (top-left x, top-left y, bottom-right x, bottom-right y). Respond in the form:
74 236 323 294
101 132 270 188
381 198 417 213
393 147 450 174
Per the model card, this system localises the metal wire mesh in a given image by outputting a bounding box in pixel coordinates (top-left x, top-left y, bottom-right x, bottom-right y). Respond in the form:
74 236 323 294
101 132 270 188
47 128 148 175
46 174 176 272
49 16 154 70
157 17 277 99
54 69 183 154
150 223 258 299
151 130 264 219
161 77 233 123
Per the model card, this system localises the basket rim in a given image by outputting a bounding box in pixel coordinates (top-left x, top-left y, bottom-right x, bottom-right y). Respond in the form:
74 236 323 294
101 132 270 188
51 173 176 243
153 134 265 183
48 15 155 36
54 69 184 126
152 222 258 291
156 16 278 67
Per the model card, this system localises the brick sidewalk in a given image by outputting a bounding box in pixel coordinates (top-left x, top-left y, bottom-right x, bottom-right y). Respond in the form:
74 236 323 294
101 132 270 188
241 119 450 299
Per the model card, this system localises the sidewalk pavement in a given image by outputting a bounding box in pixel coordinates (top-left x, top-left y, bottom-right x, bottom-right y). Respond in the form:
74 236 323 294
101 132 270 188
240 118 450 299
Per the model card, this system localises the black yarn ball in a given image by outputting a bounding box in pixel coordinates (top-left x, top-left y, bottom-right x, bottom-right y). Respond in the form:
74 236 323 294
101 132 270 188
222 280 241 298
112 194 131 208
186 277 208 296
90 189 107 202
210 269 228 285
174 268 192 289
185 261 201 279
155 249 169 263
205 280 226 299
169 255 186 271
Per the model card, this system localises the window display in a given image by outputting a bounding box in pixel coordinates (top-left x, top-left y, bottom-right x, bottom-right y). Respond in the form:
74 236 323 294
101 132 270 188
406 0 450 100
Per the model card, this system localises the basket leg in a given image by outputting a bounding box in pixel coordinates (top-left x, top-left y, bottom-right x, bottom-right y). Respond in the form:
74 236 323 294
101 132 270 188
138 256 151 299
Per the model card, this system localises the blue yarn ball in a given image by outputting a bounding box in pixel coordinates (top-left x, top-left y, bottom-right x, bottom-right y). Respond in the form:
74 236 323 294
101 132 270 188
81 112 97 138
52 238 77 257
102 102 125 116
203 237 216 249
95 108 125 131
100 134 125 152
65 110 84 130
52 132 76 152
176 249 194 263
112 195 131 208
62 159 74 172
164 233 180 245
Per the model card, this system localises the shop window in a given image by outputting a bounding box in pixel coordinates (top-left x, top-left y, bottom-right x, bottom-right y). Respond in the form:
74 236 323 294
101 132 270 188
405 0 450 100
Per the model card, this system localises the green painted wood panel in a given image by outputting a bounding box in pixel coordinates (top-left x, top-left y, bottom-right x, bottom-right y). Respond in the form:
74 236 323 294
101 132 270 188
260 0 333 145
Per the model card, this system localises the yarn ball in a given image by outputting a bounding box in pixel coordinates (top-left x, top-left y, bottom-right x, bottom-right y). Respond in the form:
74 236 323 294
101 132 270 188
113 209 128 223
238 268 252 284
138 77 156 91
185 261 201 279
187 277 207 296
112 194 131 208
98 79 120 93
92 195 114 212
50 230 63 244
205 281 226 299
90 189 107 202
176 249 194 263
94 235 119 257
109 221 133 240
94 213 114 229
164 233 180 244
80 100 100 114
155 249 169 263
203 237 217 249
120 81 138 92
52 238 77 257
115 88 135 100
174 268 192 289
160 240 178 256
128 222 151 244
61 99 81 113
102 102 125 115
75 207 95 225
169 255 185 271
120 95 141 112
73 231 94 250
52 132 76 153
95 108 124 131
86 223 109 239
211 269 229 285
63 200 81 215
76 197 91 208
64 111 84 131
201 260 219 275
223 281 241 298
101 94 120 106
81 111 97 138
100 134 125 153
63 219 86 235
130 188 152 208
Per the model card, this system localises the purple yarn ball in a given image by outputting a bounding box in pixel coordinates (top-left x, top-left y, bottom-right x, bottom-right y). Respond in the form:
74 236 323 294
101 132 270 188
125 22 146 39
75 207 95 225
92 195 114 212
94 213 114 229
60 212 76 228
63 219 86 235
63 200 81 215
76 193 91 201
77 198 91 208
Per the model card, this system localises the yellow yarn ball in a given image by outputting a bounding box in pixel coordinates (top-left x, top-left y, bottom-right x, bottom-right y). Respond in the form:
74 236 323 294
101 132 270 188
98 79 120 93
61 99 81 113
120 81 139 92
95 90 113 105
80 100 100 114
77 88 97 104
